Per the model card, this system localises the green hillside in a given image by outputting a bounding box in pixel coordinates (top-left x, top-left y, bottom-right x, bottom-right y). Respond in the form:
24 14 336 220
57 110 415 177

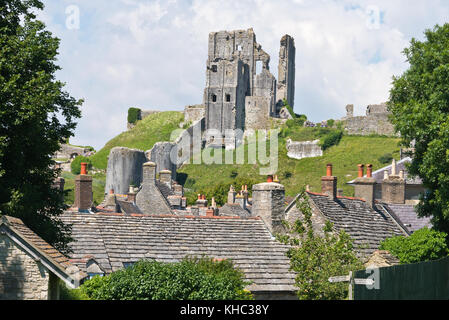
178 134 400 204
66 111 400 207
90 111 184 169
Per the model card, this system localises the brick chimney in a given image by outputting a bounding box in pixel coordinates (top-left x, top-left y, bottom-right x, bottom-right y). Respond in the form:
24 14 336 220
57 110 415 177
321 164 337 200
353 164 376 208
382 160 405 204
252 181 285 234
75 163 93 212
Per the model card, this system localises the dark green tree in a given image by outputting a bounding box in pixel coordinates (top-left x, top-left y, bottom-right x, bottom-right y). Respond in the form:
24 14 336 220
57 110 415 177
380 228 449 264
79 258 253 300
0 1 83 252
389 24 449 233
277 189 363 300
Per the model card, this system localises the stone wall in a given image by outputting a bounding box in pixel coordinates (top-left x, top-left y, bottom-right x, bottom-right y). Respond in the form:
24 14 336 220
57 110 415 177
344 113 396 136
0 235 51 300
54 144 89 159
245 96 271 130
145 142 177 180
276 35 296 112
105 147 148 195
286 139 323 160
184 105 205 124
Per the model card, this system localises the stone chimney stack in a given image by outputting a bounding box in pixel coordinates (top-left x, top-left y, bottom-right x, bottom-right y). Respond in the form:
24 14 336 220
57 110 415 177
127 185 137 204
75 163 93 212
228 185 236 204
353 164 376 208
252 177 285 234
321 164 337 200
382 160 405 204
196 194 208 208
159 170 172 189
142 161 156 184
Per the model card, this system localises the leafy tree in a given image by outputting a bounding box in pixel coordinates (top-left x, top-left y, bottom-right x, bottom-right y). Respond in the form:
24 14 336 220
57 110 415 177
380 228 449 264
0 1 83 252
277 189 363 300
70 155 92 175
389 24 449 233
80 258 253 300
127 107 141 125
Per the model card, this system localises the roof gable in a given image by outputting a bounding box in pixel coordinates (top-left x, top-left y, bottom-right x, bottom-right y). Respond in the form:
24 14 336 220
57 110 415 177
0 216 86 288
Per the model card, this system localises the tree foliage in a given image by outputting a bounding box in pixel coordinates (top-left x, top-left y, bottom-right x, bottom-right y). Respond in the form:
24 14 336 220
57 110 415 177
389 24 449 233
277 189 363 300
70 155 92 175
0 0 82 252
127 107 141 125
80 258 253 300
380 228 449 264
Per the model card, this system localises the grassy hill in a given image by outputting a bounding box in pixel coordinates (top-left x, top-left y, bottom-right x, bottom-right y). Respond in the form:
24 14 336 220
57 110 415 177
90 111 184 170
178 132 401 205
63 111 401 207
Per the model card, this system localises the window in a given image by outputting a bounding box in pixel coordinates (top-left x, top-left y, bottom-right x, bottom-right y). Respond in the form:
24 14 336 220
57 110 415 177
211 65 217 72
123 262 136 269
211 94 217 102
226 94 231 102
256 61 263 75
236 45 242 51
87 273 104 280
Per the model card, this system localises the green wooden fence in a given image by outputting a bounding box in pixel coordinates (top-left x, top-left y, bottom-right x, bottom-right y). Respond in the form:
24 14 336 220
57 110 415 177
354 256 449 300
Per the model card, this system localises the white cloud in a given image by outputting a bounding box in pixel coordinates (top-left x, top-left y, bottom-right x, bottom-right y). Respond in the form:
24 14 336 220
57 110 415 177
38 0 449 149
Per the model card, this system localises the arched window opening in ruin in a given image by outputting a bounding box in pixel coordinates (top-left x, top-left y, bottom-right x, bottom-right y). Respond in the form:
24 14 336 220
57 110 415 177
256 61 263 75
211 94 217 102
226 94 231 102
236 44 242 51
211 65 217 72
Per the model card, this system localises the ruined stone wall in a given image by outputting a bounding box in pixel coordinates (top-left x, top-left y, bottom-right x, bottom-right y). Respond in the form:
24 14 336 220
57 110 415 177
0 235 51 300
276 35 296 113
184 105 205 124
54 144 89 159
344 114 396 136
105 147 148 195
245 97 271 131
286 139 323 160
145 142 177 180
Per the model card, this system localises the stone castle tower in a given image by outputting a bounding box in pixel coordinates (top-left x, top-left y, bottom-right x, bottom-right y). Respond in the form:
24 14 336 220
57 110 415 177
203 28 296 146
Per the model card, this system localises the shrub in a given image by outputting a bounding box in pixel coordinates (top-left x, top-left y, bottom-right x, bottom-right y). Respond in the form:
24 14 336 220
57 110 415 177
380 228 449 264
127 107 141 125
70 155 92 175
319 130 343 151
327 119 335 128
278 189 363 300
80 258 253 300
283 99 296 119
378 153 393 164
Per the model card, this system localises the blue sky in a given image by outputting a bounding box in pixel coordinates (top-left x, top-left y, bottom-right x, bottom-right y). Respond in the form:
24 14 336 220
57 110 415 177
37 0 449 150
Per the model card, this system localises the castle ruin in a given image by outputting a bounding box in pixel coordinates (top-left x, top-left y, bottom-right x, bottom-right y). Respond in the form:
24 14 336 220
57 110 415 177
203 29 296 146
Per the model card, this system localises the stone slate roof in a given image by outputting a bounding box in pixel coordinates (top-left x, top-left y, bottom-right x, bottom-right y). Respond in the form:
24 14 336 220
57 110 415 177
155 180 175 199
116 200 143 215
382 204 432 233
60 212 297 293
348 157 423 185
0 216 85 287
218 203 251 217
306 192 407 258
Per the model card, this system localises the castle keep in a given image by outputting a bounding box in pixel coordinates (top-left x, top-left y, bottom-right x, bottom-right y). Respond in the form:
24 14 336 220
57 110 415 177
203 29 296 145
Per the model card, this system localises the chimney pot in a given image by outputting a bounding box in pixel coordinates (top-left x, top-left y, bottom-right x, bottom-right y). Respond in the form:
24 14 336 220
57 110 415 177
326 164 333 177
366 164 373 178
267 175 273 183
358 164 365 178
81 162 88 175
109 189 114 195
